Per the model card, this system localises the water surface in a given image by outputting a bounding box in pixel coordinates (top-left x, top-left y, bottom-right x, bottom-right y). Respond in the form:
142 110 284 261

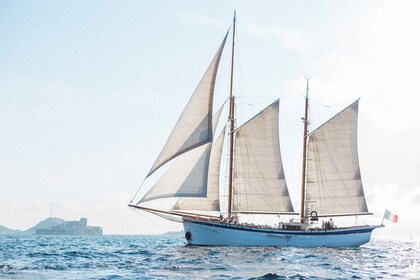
1 235 419 279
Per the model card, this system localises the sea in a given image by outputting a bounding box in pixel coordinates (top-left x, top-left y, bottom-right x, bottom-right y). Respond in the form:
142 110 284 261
0 234 419 279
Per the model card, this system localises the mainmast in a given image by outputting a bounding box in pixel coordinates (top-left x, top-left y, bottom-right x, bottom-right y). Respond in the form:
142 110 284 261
300 79 309 223
227 11 236 217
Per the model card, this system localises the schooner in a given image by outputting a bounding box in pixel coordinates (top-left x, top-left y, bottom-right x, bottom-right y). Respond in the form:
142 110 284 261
129 12 383 247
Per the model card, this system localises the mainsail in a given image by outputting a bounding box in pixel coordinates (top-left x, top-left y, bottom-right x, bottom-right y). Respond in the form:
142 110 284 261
305 100 369 216
233 100 294 213
146 33 228 177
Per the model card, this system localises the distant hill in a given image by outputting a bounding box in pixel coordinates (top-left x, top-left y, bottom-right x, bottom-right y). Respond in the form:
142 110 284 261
159 230 184 237
0 217 66 235
0 217 102 235
24 217 65 234
0 225 21 234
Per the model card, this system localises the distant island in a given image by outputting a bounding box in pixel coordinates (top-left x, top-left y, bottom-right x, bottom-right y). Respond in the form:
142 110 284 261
0 217 103 236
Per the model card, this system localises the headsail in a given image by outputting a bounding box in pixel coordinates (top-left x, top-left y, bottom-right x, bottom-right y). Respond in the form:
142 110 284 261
140 102 226 206
173 127 226 211
147 33 229 177
233 100 295 213
141 143 212 202
211 104 225 135
305 100 369 216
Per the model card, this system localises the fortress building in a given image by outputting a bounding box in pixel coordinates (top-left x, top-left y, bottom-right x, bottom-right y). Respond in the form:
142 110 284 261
35 218 103 236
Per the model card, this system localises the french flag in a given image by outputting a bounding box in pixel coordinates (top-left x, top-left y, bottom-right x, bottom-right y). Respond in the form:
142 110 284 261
384 209 398 223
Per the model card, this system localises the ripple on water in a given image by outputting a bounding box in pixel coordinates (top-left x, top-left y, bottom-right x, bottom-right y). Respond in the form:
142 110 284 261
0 236 419 279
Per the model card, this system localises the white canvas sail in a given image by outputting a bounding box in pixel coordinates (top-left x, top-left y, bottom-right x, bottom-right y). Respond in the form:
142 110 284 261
173 127 226 211
233 100 294 213
211 104 225 135
141 143 212 202
305 100 369 216
147 33 228 177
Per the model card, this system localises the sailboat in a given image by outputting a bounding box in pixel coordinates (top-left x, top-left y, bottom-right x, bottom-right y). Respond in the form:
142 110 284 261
129 13 383 247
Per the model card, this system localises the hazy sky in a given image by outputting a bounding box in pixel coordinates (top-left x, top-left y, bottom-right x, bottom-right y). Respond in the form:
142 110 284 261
1 0 419 239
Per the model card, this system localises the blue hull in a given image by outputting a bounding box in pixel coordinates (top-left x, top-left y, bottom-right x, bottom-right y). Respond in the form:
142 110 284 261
183 218 383 247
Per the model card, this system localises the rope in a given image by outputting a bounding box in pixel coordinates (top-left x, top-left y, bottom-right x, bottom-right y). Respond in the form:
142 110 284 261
130 177 146 204
129 205 168 233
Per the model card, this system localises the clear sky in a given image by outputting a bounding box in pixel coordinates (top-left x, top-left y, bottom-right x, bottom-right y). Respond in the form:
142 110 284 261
1 0 419 240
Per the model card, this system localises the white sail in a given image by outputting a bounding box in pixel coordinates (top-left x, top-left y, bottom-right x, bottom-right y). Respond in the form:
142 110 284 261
141 143 212 202
233 100 294 213
212 104 225 135
305 100 369 216
173 127 226 211
147 34 228 177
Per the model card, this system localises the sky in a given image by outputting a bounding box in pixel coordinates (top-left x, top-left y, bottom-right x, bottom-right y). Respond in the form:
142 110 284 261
1 0 419 240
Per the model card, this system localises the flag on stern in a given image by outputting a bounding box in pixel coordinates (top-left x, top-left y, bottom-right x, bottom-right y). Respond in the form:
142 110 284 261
383 209 398 223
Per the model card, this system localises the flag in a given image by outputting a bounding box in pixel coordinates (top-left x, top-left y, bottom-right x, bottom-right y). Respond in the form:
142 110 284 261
383 209 398 223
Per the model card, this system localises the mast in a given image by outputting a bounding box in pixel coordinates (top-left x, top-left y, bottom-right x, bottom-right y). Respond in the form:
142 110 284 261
227 11 236 217
300 79 309 223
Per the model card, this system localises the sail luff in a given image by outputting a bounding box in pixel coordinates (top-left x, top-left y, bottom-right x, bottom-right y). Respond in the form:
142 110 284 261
146 33 229 178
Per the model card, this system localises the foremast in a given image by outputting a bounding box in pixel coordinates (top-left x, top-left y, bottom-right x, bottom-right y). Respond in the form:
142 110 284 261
300 79 309 223
227 11 236 217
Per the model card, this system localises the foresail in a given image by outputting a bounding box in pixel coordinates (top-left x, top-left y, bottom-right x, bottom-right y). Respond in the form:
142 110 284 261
212 104 225 135
233 100 294 213
147 33 228 177
140 143 212 202
173 127 226 211
305 100 369 216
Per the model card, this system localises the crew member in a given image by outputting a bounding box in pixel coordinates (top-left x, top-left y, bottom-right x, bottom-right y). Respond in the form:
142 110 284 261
329 218 335 228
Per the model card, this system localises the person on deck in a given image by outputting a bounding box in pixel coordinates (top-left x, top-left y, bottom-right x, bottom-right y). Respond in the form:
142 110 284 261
329 218 335 229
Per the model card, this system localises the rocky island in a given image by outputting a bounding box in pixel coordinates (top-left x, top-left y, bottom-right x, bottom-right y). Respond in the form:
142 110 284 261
35 218 102 236
0 217 103 236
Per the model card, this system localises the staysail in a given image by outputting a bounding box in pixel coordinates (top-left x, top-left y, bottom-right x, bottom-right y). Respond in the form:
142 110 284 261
233 100 295 213
305 100 369 216
141 142 212 202
173 127 226 211
140 102 226 206
146 33 228 177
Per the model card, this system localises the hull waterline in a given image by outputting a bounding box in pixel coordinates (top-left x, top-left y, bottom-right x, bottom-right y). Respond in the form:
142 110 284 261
183 218 383 247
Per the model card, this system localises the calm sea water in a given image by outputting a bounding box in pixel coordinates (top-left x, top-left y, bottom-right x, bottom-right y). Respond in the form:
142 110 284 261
0 234 419 279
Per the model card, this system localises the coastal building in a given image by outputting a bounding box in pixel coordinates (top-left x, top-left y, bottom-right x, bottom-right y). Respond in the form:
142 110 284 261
35 218 103 236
